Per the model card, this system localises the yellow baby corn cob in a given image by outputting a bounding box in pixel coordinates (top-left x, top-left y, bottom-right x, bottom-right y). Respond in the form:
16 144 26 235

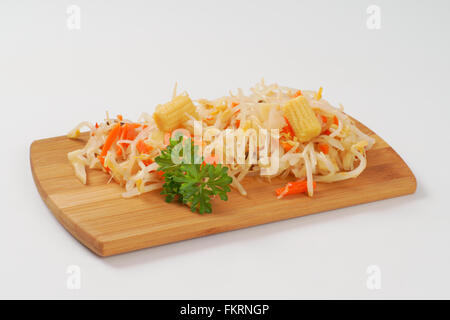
282 96 321 142
153 95 197 132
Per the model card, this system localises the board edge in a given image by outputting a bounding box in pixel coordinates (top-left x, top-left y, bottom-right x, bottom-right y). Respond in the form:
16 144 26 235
30 140 108 257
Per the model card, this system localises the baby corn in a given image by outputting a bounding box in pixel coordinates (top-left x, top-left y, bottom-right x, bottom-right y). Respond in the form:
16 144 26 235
153 94 197 132
282 96 321 142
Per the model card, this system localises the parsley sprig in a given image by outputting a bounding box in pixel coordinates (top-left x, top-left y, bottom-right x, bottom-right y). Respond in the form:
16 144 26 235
155 137 232 214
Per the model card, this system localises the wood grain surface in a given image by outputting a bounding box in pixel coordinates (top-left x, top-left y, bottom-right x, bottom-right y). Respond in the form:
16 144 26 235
30 120 416 256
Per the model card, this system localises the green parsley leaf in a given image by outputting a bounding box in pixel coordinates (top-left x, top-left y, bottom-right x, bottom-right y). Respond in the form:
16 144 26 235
155 137 233 214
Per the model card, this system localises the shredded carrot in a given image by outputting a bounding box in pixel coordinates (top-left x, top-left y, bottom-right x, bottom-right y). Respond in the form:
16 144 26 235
231 102 240 108
318 143 329 154
143 159 153 166
92 122 100 135
136 139 152 154
233 109 241 128
333 116 339 126
282 116 295 137
320 115 328 124
136 140 153 165
116 123 142 156
281 141 293 152
156 170 164 179
323 129 331 135
152 170 165 181
125 123 141 141
292 90 302 98
117 114 123 121
116 124 127 156
117 125 125 154
99 123 121 162
276 180 316 197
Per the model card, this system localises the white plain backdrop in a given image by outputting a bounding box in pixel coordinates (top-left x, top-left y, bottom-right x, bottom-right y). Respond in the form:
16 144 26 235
1 0 449 299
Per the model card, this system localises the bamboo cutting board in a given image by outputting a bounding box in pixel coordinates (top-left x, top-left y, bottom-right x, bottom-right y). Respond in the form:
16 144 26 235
30 120 416 256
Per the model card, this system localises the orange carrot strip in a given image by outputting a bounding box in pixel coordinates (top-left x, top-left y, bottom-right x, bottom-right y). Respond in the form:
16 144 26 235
124 123 141 141
100 123 121 160
156 170 164 177
275 180 316 197
333 116 339 125
292 90 302 98
281 141 293 152
116 124 129 156
136 140 153 154
143 159 153 166
231 102 240 108
282 116 295 137
136 139 153 165
318 143 329 154
116 123 141 156
156 170 165 181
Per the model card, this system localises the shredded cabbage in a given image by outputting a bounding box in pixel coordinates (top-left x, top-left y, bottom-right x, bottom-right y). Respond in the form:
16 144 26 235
67 80 375 199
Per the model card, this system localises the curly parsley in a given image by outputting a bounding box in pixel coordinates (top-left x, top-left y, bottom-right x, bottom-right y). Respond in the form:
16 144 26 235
155 137 232 214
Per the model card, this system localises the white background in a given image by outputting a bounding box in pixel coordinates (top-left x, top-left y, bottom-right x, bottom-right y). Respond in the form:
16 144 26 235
1 0 449 299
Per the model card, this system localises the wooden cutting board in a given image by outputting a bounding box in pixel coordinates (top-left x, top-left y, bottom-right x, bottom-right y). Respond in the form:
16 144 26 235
30 120 416 256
